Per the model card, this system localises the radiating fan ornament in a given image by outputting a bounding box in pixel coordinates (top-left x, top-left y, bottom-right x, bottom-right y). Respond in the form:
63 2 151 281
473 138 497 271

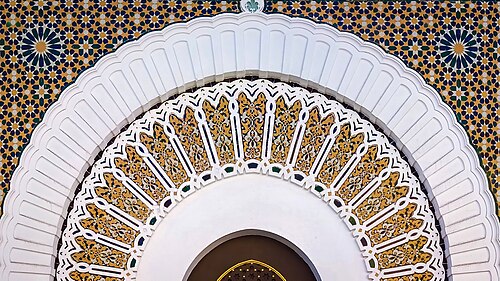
57 79 444 281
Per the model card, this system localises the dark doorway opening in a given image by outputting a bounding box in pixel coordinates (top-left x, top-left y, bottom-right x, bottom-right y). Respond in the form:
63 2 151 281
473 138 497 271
187 234 317 281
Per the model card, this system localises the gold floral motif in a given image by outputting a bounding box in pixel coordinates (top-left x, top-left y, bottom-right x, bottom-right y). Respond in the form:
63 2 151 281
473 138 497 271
270 97 302 165
79 204 137 245
69 272 123 281
169 107 212 173
337 146 389 204
354 172 408 224
218 259 286 281
368 203 423 245
203 96 235 166
238 93 267 161
140 123 189 187
71 236 129 269
114 146 169 203
95 173 150 223
317 124 364 187
382 271 433 281
294 108 335 174
376 236 431 269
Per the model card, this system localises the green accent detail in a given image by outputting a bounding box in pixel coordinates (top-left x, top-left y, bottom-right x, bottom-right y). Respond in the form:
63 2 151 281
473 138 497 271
130 258 136 267
245 0 259 12
182 185 190 192
349 217 356 225
225 166 234 173
150 217 157 225
369 259 375 268
272 167 281 173
314 185 324 193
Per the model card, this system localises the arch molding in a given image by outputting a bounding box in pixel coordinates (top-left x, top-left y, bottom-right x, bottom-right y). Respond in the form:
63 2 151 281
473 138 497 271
0 13 498 281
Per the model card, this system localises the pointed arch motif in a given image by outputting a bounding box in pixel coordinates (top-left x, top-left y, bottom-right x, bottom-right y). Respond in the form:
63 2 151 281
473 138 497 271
0 13 498 281
217 260 287 281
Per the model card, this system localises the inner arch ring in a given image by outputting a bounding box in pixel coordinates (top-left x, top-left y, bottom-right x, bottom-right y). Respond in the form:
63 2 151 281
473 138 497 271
57 79 444 281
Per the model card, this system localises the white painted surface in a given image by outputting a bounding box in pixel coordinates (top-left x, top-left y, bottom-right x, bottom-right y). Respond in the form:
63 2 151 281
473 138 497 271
0 12 497 281
137 175 368 281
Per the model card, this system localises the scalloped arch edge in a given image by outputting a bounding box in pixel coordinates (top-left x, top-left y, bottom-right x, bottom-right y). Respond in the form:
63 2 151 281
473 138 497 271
0 12 498 281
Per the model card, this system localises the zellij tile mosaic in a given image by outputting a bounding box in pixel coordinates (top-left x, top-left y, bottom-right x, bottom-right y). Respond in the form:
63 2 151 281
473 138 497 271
0 1 498 216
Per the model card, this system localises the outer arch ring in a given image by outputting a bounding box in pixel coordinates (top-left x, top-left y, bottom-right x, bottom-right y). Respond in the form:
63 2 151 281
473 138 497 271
0 12 498 281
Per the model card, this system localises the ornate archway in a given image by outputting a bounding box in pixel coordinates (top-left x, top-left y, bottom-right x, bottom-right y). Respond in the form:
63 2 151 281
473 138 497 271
58 79 443 280
0 12 498 281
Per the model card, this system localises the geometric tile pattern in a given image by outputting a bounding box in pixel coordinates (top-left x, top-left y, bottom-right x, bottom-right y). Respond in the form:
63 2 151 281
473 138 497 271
0 1 498 217
0 0 238 216
265 1 499 215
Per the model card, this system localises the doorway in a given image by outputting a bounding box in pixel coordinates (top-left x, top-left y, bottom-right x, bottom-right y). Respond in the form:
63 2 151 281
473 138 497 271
187 235 317 281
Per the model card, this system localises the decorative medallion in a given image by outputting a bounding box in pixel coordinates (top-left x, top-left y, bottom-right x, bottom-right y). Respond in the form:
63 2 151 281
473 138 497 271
57 79 444 281
439 29 479 69
217 260 286 281
21 26 62 68
240 0 265 13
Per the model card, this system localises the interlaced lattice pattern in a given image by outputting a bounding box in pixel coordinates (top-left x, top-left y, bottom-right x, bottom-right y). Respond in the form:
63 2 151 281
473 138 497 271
58 80 444 281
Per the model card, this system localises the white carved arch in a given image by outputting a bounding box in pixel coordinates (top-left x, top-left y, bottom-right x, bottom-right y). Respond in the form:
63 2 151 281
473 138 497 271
0 13 498 281
57 79 444 281
138 175 367 281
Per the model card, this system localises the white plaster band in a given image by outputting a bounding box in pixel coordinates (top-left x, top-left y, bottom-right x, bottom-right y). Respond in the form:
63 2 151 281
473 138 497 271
0 12 498 281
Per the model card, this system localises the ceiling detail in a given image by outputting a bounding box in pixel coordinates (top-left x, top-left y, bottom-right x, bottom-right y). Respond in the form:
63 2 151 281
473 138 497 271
57 79 444 281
